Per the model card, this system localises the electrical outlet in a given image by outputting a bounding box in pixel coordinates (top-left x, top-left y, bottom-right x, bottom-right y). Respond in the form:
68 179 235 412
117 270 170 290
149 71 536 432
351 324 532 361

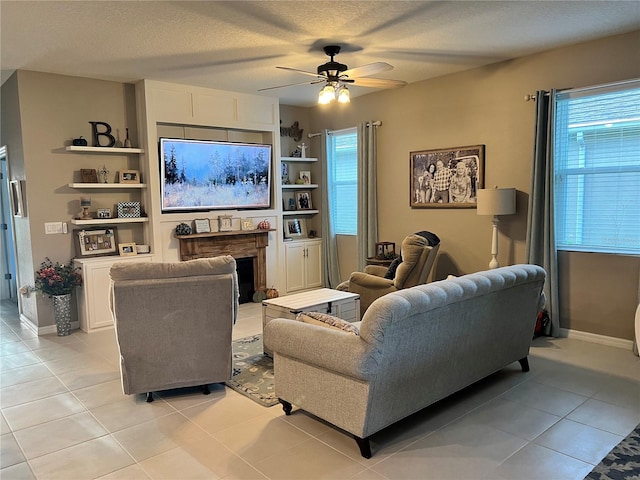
45 222 63 234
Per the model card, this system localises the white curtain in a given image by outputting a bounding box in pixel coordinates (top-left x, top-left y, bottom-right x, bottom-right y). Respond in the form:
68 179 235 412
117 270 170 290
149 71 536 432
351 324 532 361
356 122 379 271
525 90 560 336
321 130 342 287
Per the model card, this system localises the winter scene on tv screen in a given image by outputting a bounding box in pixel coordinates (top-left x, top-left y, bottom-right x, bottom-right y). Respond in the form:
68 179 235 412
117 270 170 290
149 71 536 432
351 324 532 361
161 138 271 211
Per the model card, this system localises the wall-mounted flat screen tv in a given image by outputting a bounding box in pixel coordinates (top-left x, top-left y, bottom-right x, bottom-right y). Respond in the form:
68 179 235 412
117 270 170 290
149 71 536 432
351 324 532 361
160 138 272 212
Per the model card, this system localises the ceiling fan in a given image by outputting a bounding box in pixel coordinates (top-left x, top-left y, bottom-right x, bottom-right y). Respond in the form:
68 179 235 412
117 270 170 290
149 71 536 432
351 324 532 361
259 45 407 103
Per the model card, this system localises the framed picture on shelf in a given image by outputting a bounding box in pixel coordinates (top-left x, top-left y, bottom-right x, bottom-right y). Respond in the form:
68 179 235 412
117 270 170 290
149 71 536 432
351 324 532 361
295 191 312 210
119 169 140 184
299 171 311 184
73 227 118 258
118 242 137 256
116 201 141 218
410 144 484 209
97 208 111 219
284 218 308 239
81 169 99 183
218 215 233 232
241 218 255 231
194 218 211 233
281 162 289 185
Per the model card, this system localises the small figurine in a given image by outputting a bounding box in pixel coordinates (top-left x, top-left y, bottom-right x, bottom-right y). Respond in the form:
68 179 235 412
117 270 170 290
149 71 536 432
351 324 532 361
98 165 109 183
297 142 307 158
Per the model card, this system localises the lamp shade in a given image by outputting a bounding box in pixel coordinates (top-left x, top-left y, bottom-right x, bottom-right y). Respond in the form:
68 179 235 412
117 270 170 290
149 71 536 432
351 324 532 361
476 188 515 216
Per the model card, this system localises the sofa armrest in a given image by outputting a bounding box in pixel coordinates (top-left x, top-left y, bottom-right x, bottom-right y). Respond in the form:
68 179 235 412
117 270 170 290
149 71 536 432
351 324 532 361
264 318 376 381
363 265 388 277
349 271 395 289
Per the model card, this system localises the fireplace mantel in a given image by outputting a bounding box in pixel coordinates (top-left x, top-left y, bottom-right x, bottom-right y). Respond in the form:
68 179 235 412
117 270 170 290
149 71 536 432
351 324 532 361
176 229 274 292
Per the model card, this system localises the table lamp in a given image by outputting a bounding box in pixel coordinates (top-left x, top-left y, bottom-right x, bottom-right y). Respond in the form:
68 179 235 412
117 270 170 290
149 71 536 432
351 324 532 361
476 187 516 269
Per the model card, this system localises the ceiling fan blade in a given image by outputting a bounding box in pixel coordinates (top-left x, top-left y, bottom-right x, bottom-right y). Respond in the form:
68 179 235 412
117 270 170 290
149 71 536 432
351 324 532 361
351 77 407 88
341 62 393 79
258 79 325 92
276 66 324 79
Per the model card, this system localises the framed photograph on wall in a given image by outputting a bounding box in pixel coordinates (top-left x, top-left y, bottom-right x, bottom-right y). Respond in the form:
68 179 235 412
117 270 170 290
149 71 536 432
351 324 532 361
295 191 312 210
409 144 485 208
73 227 118 258
284 217 307 240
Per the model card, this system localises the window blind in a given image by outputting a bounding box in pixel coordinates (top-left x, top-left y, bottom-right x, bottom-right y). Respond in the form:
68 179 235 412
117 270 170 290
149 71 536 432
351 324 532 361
554 80 640 254
328 129 358 235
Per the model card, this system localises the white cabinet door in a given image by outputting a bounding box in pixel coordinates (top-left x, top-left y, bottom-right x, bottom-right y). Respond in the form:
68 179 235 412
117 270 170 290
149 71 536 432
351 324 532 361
284 240 323 293
75 255 153 332
285 243 307 293
305 240 323 289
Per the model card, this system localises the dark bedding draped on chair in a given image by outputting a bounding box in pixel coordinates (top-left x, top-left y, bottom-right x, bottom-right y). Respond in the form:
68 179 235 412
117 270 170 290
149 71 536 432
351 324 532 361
525 90 560 336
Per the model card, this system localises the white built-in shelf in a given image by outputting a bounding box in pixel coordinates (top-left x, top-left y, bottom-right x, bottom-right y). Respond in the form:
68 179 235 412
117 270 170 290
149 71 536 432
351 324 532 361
66 146 144 154
68 183 147 189
282 210 319 216
282 184 318 189
281 156 318 162
70 218 149 225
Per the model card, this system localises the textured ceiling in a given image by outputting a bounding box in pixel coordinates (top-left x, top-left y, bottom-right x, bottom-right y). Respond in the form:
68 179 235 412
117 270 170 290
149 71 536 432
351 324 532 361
2 1 639 106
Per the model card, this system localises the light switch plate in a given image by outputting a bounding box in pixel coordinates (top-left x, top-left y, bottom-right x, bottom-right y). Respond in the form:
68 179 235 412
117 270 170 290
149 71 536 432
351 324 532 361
45 222 63 234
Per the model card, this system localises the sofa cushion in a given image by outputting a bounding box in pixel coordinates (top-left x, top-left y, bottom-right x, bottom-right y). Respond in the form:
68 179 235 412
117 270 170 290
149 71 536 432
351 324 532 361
296 312 360 335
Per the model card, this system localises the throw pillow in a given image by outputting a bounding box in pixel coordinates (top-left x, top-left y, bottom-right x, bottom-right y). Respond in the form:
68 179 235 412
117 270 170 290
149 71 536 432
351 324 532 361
384 255 403 279
414 230 441 246
296 312 359 335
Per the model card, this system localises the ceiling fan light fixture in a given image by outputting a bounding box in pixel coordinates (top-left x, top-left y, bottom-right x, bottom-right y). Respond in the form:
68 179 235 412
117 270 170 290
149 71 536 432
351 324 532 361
337 86 350 103
318 84 336 104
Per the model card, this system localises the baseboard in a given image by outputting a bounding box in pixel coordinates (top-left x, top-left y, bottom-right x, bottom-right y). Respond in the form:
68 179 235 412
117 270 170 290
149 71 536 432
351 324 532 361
20 314 80 336
559 328 635 351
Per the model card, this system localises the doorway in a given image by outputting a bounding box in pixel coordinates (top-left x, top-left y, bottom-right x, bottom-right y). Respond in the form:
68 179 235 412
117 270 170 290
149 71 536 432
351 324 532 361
1 146 18 303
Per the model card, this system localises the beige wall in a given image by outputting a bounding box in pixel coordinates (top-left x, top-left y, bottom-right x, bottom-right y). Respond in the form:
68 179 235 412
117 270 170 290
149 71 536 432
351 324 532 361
306 30 640 340
1 71 139 328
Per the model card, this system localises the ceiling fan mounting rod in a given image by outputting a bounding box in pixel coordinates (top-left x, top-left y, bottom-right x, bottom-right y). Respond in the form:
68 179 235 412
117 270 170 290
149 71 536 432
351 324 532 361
318 45 348 78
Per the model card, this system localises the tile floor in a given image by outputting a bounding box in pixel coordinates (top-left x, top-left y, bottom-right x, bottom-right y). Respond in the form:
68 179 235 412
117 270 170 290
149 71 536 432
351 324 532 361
1 299 639 480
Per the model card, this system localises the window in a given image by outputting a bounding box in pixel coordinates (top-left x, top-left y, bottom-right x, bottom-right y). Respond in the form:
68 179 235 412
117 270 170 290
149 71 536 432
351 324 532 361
554 80 640 254
328 128 357 235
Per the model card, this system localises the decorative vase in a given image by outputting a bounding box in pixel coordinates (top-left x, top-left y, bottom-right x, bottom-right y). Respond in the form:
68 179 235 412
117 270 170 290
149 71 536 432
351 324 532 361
52 294 72 336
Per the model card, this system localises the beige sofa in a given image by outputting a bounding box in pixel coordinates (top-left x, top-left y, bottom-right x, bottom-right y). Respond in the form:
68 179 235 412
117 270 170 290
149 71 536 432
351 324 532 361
109 256 238 402
264 264 546 458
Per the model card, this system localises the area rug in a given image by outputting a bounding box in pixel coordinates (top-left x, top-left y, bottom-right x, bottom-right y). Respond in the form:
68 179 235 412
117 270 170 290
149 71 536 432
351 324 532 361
225 334 277 407
585 423 640 480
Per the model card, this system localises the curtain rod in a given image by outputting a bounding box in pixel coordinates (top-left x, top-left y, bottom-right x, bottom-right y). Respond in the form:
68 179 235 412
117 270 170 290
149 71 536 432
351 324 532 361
308 120 382 137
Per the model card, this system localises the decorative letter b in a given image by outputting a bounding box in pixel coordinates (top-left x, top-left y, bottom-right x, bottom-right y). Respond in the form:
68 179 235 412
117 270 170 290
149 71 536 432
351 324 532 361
89 121 116 147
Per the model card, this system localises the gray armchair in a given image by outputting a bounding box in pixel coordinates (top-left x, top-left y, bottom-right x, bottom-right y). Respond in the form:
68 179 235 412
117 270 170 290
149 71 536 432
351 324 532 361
337 234 439 316
109 256 239 402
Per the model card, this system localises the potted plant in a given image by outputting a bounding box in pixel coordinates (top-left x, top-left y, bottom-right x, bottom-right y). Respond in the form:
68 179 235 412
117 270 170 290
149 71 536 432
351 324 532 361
34 258 82 335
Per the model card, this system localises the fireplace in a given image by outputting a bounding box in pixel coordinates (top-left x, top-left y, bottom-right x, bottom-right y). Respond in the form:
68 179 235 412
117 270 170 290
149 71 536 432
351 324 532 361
236 257 255 304
176 230 271 299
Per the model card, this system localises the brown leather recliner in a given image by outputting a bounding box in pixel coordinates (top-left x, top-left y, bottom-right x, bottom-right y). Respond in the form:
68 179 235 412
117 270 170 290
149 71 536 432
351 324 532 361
337 234 440 316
